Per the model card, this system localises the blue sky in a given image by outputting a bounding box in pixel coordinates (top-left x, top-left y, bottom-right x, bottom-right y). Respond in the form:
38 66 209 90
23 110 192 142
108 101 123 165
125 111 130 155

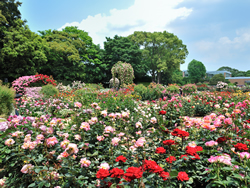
19 0 250 71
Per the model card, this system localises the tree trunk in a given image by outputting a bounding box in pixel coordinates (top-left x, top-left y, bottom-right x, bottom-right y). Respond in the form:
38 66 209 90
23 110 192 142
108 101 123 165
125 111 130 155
157 71 161 84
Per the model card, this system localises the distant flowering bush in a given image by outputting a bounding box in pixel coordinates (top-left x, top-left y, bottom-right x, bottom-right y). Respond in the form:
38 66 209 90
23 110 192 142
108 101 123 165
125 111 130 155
182 84 197 94
217 81 228 90
12 74 56 95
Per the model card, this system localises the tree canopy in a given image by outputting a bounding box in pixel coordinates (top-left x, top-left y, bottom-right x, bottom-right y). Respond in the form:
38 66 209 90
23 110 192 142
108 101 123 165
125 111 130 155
187 59 206 83
217 66 250 77
128 31 188 83
103 35 146 82
38 29 86 81
0 19 48 81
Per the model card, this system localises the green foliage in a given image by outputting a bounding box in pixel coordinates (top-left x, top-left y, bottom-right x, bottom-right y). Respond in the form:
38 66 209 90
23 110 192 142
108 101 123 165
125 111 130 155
85 83 104 91
73 88 99 106
111 61 134 86
166 85 180 94
0 80 15 116
39 84 59 98
209 74 226 85
128 31 188 83
62 26 106 83
133 83 165 100
0 19 48 81
182 84 197 94
217 66 250 77
38 29 85 81
187 59 206 83
103 35 146 82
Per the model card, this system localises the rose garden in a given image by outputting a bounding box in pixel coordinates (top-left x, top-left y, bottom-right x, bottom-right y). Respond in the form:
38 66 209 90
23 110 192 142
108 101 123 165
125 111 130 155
0 71 250 188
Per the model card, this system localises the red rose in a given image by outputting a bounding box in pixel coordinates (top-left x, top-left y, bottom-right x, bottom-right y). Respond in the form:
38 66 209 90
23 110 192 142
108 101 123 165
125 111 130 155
110 168 124 178
124 167 143 182
155 147 166 154
143 160 157 171
159 171 170 181
115 155 127 163
216 136 227 144
149 164 164 174
234 143 249 151
171 128 189 137
166 156 176 164
96 169 110 180
159 110 167 115
195 146 203 152
180 154 188 160
163 139 176 146
177 172 189 181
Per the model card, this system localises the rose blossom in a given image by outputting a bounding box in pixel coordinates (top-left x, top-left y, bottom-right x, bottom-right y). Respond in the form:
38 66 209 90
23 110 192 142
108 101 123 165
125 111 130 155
177 172 189 181
97 135 104 141
98 162 110 170
5 138 15 146
115 155 127 163
74 102 82 108
65 143 79 154
150 117 157 124
80 122 90 131
0 178 6 186
80 158 91 167
239 152 250 160
46 136 58 147
21 164 34 174
111 137 120 146
205 140 218 147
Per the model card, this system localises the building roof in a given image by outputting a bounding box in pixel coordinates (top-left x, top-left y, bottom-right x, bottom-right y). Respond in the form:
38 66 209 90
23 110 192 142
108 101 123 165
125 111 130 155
206 71 231 74
182 70 231 74
226 77 250 79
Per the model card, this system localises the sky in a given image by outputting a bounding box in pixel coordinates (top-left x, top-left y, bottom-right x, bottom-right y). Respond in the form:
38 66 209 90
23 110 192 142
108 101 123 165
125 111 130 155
19 0 250 71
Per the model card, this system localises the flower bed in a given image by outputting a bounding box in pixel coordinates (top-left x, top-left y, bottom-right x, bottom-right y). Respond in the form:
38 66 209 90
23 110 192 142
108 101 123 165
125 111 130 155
0 88 250 187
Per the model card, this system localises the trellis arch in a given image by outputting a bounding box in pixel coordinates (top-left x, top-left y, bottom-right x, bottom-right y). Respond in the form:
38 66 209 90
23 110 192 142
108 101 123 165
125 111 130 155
111 61 134 87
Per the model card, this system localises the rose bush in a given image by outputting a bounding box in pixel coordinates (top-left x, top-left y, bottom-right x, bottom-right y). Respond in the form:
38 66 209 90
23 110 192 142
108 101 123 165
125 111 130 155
0 85 250 187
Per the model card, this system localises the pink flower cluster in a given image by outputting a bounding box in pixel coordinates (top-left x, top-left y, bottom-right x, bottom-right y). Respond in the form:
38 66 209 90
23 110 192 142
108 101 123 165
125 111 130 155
208 154 232 165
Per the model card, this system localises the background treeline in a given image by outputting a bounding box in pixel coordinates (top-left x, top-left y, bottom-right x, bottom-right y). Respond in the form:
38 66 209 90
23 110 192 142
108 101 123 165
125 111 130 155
0 0 249 87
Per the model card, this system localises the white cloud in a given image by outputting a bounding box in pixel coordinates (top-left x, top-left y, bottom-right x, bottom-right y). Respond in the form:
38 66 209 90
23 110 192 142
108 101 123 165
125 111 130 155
190 28 250 70
58 0 192 47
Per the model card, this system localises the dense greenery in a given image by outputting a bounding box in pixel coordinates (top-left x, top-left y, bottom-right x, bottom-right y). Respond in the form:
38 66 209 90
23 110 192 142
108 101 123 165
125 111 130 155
128 31 188 84
187 59 206 83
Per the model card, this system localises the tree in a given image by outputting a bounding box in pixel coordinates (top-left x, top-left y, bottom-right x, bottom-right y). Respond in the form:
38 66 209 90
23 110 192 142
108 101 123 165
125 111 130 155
217 66 247 77
128 31 188 83
187 59 206 83
209 74 226 85
103 35 146 82
0 19 48 81
62 26 106 83
0 0 23 48
38 29 86 81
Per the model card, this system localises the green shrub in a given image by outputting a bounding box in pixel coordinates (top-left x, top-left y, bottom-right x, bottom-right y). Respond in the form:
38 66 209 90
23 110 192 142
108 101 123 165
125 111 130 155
0 80 15 116
166 84 179 94
73 88 98 106
182 84 197 94
134 84 147 96
85 83 104 91
39 84 59 98
133 83 165 100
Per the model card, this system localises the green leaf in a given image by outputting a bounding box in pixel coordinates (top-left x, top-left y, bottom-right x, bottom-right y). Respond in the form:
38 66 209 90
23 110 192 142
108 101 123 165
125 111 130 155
28 183 36 187
170 170 178 177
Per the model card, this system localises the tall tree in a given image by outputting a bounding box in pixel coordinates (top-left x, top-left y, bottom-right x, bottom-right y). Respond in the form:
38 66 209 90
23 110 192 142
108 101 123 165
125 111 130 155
103 35 147 82
39 29 85 81
62 26 106 83
0 19 48 81
128 31 188 83
187 59 206 83
0 0 23 48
